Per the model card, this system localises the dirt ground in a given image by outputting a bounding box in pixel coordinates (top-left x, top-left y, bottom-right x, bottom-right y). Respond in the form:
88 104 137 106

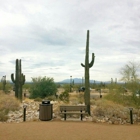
0 121 140 140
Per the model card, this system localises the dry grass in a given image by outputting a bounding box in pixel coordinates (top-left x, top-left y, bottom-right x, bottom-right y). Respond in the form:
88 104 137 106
69 92 84 105
0 91 20 121
91 99 129 119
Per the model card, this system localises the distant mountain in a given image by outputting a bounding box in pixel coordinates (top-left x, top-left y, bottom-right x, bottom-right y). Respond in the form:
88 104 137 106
58 78 82 84
58 78 103 84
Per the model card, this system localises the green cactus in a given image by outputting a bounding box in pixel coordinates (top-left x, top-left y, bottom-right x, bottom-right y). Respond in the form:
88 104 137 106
111 78 113 83
11 59 25 102
1 75 6 91
81 30 95 115
115 78 117 84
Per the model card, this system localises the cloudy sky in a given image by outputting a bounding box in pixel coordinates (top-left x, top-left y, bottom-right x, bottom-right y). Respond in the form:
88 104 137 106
0 0 140 83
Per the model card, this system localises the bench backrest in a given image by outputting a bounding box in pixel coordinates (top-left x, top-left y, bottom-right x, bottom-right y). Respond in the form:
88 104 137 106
60 106 87 112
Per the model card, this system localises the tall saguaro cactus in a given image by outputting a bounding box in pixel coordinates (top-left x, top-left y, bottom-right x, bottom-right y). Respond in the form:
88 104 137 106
11 59 25 102
1 75 6 91
81 30 95 115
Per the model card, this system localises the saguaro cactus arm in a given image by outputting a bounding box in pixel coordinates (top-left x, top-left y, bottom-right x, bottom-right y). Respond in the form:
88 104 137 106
89 53 95 68
81 63 85 67
11 73 15 83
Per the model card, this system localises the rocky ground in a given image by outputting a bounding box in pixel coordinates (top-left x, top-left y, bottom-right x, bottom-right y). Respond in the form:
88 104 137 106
4 97 140 125
0 89 140 124
5 98 93 123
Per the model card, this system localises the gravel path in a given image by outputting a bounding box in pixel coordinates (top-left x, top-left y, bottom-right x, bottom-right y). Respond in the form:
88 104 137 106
0 121 140 140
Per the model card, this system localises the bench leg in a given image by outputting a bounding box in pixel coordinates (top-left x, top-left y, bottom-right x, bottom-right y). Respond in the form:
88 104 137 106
81 114 83 121
64 114 66 120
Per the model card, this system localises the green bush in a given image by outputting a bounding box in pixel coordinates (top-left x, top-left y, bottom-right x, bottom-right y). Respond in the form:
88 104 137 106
59 90 69 102
29 76 57 99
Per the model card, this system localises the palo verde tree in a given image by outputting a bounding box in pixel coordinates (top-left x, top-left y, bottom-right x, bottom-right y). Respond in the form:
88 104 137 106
81 30 95 115
120 61 140 107
120 61 140 83
11 59 25 102
120 61 140 91
30 76 57 99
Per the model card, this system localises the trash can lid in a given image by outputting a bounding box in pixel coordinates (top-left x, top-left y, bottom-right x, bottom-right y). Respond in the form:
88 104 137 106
42 100 50 104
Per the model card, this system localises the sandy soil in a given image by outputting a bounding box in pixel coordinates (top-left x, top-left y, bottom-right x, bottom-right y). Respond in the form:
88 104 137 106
0 121 140 140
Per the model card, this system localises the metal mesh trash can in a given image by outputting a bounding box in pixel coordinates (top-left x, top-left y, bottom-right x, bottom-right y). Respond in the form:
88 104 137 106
39 100 53 121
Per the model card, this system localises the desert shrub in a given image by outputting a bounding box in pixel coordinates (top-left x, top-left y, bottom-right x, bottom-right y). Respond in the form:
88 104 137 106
45 95 56 101
0 92 20 121
104 92 123 104
69 96 78 105
90 99 96 105
59 90 69 102
92 99 128 118
68 93 84 104
104 86 139 107
34 97 42 102
101 89 109 93
0 111 9 121
62 84 70 92
30 76 57 99
77 93 84 104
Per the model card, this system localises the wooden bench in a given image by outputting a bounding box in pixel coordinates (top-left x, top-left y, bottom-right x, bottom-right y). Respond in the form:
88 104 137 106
60 105 88 121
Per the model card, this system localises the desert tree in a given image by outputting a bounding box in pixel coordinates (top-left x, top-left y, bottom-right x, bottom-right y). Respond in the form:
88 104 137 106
120 61 140 107
120 61 140 83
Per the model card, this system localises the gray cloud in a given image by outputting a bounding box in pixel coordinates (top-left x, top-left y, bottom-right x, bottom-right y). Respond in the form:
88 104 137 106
0 0 140 82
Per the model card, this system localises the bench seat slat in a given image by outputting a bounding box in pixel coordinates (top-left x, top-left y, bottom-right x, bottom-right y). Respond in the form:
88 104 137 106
60 112 88 114
60 106 87 111
60 105 88 121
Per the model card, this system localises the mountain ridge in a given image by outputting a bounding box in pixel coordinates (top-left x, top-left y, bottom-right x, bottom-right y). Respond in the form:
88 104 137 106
57 78 109 84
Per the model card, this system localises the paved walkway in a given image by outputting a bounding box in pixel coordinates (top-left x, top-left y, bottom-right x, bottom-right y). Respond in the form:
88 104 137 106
0 121 140 140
